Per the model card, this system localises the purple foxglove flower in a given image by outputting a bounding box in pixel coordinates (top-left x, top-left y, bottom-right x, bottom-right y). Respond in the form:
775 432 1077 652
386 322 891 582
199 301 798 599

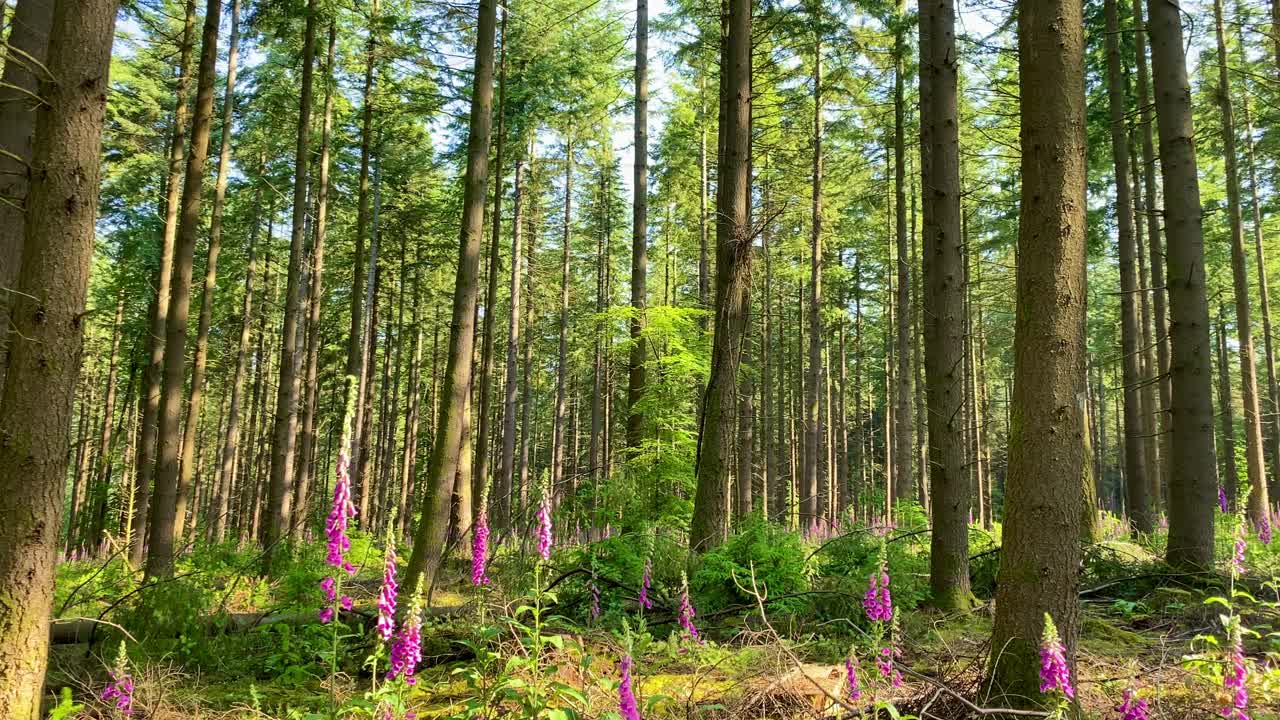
591 581 601 620
319 607 335 624
1259 518 1271 546
618 654 642 720
536 497 553 562
1222 630 1250 720
1115 688 1149 720
102 643 134 716
321 575 336 602
1038 613 1074 699
677 576 700 641
639 557 653 610
876 645 902 687
1233 525 1247 575
377 544 398 642
863 566 893 623
388 609 423 684
340 595 353 611
844 655 862 701
472 511 491 586
1220 487 1230 513
325 447 357 569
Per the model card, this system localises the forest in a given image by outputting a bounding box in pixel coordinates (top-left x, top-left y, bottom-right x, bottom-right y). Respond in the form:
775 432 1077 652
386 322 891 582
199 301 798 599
1 0 1280 716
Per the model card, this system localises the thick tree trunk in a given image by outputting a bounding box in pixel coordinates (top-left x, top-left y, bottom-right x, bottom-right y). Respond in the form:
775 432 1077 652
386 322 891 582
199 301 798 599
627 0 649 450
404 0 497 596
0 0 55 395
988 0 1087 704
294 22 336 540
1107 0 1152 533
698 72 710 326
1213 0 1270 525
690 0 751 552
0 1 117 713
1147 0 1218 570
921 0 971 610
263 0 319 572
497 159 526 530
146 0 223 579
131 0 198 569
892 20 913 507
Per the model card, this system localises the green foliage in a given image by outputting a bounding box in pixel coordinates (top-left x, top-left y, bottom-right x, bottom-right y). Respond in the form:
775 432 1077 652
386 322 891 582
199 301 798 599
690 516 810 617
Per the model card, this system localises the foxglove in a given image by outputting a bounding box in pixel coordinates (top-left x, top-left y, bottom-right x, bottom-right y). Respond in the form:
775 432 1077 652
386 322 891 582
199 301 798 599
844 655 862 702
377 540 398 642
472 510 491 586
1222 628 1250 720
1038 613 1074 699
536 496 553 562
639 556 653 610
618 654 642 720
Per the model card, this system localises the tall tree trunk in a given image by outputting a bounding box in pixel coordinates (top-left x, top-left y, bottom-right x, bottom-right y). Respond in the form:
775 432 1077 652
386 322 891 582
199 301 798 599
921 0 971 610
804 28 824 528
1217 307 1240 509
1148 0 1218 570
179 0 241 545
551 137 573 504
131 0 198 568
347 0 380 496
146 0 223 580
475 8 508 522
690 0 751 552
0 0 55 395
627 0 649 450
1237 43 1280 499
988 0 1087 703
1213 0 1270 525
1107 0 1152 533
215 177 260 544
737 309 755 519
497 158 526 530
763 207 777 520
0 0 117 712
263 0 319 572
698 71 709 326
83 294 125 552
1133 0 1170 509
1130 132 1162 523
294 21 337 540
892 16 913 506
404 0 497 596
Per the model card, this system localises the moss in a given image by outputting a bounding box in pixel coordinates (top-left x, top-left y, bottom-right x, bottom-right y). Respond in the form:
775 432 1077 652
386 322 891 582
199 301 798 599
1079 616 1149 655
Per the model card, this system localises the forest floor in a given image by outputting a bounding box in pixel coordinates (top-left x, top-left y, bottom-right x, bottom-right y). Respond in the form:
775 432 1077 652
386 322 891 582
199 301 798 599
43 520 1280 719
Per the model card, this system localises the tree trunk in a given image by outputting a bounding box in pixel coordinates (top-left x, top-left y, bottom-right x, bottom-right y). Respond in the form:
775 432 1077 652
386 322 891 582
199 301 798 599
1237 43 1280 501
627 0 649 450
263 0 319 573
215 178 260 544
84 293 125 552
921 0 971 610
1148 0 1217 570
690 0 751 552
1213 0 1270 525
0 0 55 395
294 21 336 540
146 0 223 580
131 0 198 569
1107 0 1152 533
1217 307 1240 509
551 137 573 504
0 0 117 712
180 0 241 546
404 0 498 596
475 7 508 522
698 71 710 326
987 0 1087 703
347 0 380 497
1130 131 1162 524
497 158 526 530
892 17 913 507
1133 0 1170 510
803 30 824 529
